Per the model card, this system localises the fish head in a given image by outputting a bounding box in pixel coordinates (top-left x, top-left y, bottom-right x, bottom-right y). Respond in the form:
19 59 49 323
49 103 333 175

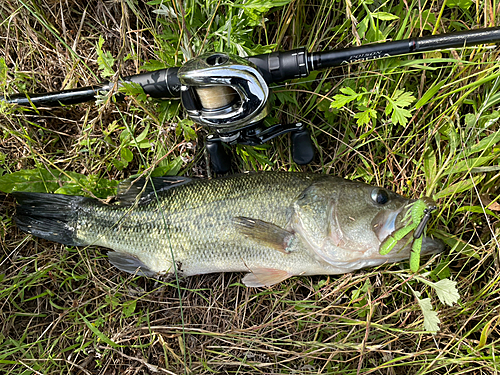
292 178 443 272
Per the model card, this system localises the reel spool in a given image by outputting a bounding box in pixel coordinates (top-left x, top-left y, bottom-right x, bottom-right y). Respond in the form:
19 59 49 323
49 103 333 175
178 53 270 133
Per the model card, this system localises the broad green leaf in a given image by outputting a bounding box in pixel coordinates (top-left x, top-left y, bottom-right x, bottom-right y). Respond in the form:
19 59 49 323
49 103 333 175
121 147 134 163
371 12 399 21
417 297 440 334
456 206 499 220
434 175 484 199
464 130 500 157
442 155 497 176
135 125 150 143
233 0 293 10
122 300 137 318
354 107 377 126
330 87 366 109
423 148 437 185
0 169 75 193
0 58 7 84
446 0 473 9
384 89 415 126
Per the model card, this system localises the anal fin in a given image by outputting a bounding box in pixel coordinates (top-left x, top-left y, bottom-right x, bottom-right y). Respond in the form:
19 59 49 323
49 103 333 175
107 251 157 277
242 268 292 287
234 216 294 254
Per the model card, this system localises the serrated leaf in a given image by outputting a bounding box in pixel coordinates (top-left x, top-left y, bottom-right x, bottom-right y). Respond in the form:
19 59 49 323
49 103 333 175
330 87 363 109
384 90 416 126
393 90 416 107
417 297 440 334
354 107 377 126
432 279 460 306
97 36 116 78
390 106 412 126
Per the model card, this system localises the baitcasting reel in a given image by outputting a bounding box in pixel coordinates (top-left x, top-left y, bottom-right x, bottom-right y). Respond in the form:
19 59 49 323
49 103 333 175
4 27 500 173
177 52 314 172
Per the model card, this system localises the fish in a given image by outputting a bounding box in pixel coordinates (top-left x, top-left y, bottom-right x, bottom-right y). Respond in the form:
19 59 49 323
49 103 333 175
12 172 443 287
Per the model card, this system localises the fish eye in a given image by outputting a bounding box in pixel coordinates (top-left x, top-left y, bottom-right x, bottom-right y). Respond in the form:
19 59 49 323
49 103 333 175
371 188 390 205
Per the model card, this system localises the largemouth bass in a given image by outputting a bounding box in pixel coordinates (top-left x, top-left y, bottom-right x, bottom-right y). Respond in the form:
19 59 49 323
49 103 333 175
13 172 442 287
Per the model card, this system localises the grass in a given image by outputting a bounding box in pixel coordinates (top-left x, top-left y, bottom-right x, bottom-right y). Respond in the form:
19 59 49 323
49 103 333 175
0 0 499 373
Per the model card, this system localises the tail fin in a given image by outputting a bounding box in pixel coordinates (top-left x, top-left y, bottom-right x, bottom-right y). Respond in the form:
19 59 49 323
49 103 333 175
13 192 87 246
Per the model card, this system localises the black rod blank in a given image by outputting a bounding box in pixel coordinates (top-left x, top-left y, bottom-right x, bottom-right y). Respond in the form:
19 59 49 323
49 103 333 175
309 27 500 70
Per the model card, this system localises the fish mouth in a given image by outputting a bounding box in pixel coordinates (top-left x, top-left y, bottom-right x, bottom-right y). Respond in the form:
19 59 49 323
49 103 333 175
371 200 444 255
371 206 405 243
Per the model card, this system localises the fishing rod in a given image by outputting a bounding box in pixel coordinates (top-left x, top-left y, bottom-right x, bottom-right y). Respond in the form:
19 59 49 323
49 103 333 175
3 27 500 172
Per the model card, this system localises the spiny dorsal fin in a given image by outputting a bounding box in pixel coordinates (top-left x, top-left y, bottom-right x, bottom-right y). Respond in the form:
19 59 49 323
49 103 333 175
233 216 294 254
242 267 292 287
116 176 192 205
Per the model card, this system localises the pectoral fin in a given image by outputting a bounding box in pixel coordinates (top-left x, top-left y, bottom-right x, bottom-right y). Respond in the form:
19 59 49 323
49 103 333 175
242 268 292 287
233 216 294 254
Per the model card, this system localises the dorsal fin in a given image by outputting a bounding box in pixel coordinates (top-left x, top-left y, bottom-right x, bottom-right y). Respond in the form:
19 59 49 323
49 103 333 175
233 216 295 254
116 176 192 205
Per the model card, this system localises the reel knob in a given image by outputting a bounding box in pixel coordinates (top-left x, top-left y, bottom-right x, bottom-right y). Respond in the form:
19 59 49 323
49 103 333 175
291 124 314 165
206 135 232 174
178 53 269 134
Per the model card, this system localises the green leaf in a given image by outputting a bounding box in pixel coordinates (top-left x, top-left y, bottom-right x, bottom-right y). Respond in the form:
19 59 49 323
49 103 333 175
354 106 377 126
122 300 137 318
371 12 399 21
442 155 497 176
96 36 116 78
417 297 440 334
446 0 473 10
432 279 460 306
0 168 75 193
135 125 150 143
434 175 485 199
121 147 134 163
0 58 7 85
464 130 500 157
423 148 437 184
384 89 415 126
415 80 444 109
233 0 293 10
330 87 364 109
414 276 460 307
79 313 119 347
